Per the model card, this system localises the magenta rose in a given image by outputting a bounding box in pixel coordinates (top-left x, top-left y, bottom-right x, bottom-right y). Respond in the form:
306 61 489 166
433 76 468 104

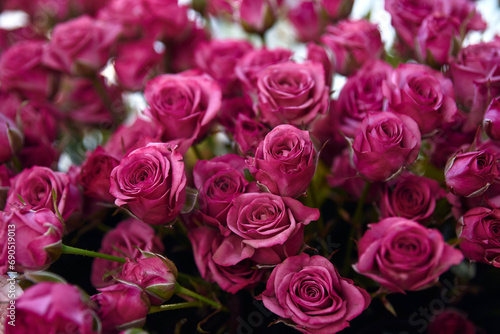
6 166 82 221
306 42 335 88
258 253 371 334
110 142 187 225
247 124 317 198
320 0 354 20
5 282 99 334
0 208 63 273
444 149 499 197
188 225 266 294
42 15 122 75
225 193 319 264
484 96 500 141
239 0 278 34
0 113 23 164
321 19 383 76
233 114 269 156
379 173 445 222
288 1 326 42
428 309 476 334
256 60 329 128
351 111 421 182
91 218 164 288
457 207 500 267
354 217 464 293
143 71 221 148
0 40 56 99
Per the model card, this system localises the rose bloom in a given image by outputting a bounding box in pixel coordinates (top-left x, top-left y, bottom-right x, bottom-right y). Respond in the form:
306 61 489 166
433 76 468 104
5 282 99 334
288 0 326 42
428 309 476 334
457 207 500 267
354 217 464 293
110 142 187 226
256 61 329 128
247 124 317 198
484 95 500 141
239 0 278 35
42 15 122 75
233 114 269 156
351 111 421 182
306 42 335 88
258 253 371 334
226 193 320 264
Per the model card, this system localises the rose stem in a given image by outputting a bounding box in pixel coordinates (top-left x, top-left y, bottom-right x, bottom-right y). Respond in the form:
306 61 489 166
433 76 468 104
149 301 203 314
341 181 371 275
61 244 127 263
174 283 227 311
91 74 120 125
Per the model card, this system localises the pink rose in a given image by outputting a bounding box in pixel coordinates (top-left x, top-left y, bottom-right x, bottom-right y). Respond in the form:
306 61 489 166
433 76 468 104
170 26 209 73
0 40 56 99
43 15 122 75
288 1 326 42
141 0 190 40
6 166 82 221
91 218 164 288
321 19 383 76
354 217 464 293
320 0 354 20
483 95 500 141
258 253 370 334
195 39 253 96
143 71 221 148
351 111 421 182
444 149 499 197
428 309 476 334
306 42 335 88
92 283 150 332
457 207 500 267
383 63 457 135
256 61 329 127
0 113 23 164
247 124 318 198
379 172 445 222
225 193 319 264
233 114 269 156
218 95 255 133
110 142 187 225
0 208 62 273
239 0 278 34
5 282 99 334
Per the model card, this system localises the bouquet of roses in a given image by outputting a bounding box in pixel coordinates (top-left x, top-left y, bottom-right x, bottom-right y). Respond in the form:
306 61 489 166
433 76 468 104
0 0 499 333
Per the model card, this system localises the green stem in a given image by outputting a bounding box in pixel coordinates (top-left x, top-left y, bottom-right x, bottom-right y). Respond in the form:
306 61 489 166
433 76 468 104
149 301 202 314
91 75 120 125
61 244 127 264
191 145 203 160
174 283 226 311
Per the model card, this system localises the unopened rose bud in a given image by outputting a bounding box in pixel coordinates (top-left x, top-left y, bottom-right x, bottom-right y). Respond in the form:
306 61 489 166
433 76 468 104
484 96 500 141
0 113 23 163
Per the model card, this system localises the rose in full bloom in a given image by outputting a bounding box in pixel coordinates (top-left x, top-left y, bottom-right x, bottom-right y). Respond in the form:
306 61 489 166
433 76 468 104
0 208 63 273
321 19 383 76
256 61 329 128
42 15 122 75
225 193 319 264
258 253 371 334
6 166 82 221
143 71 221 148
457 207 500 267
354 217 464 293
351 111 421 182
383 63 457 135
379 173 445 222
5 282 99 334
91 218 164 288
247 124 317 198
444 149 499 197
484 96 500 141
92 283 150 332
109 142 187 225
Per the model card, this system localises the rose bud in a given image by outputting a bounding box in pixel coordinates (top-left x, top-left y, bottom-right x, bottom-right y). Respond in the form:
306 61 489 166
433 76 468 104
91 218 164 288
457 207 500 267
0 208 63 273
354 217 464 293
444 149 499 197
43 15 122 75
79 146 120 203
351 111 421 182
306 42 335 88
247 124 318 198
92 283 150 332
256 61 329 128
6 166 82 221
321 19 384 76
5 282 100 334
233 114 269 156
239 0 278 35
218 95 255 133
116 253 177 305
170 26 209 73
484 96 500 141
0 113 23 164
257 253 370 334
428 309 476 334
288 0 326 42
0 40 56 100
225 193 320 264
110 142 187 226
320 0 354 20
379 173 445 222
